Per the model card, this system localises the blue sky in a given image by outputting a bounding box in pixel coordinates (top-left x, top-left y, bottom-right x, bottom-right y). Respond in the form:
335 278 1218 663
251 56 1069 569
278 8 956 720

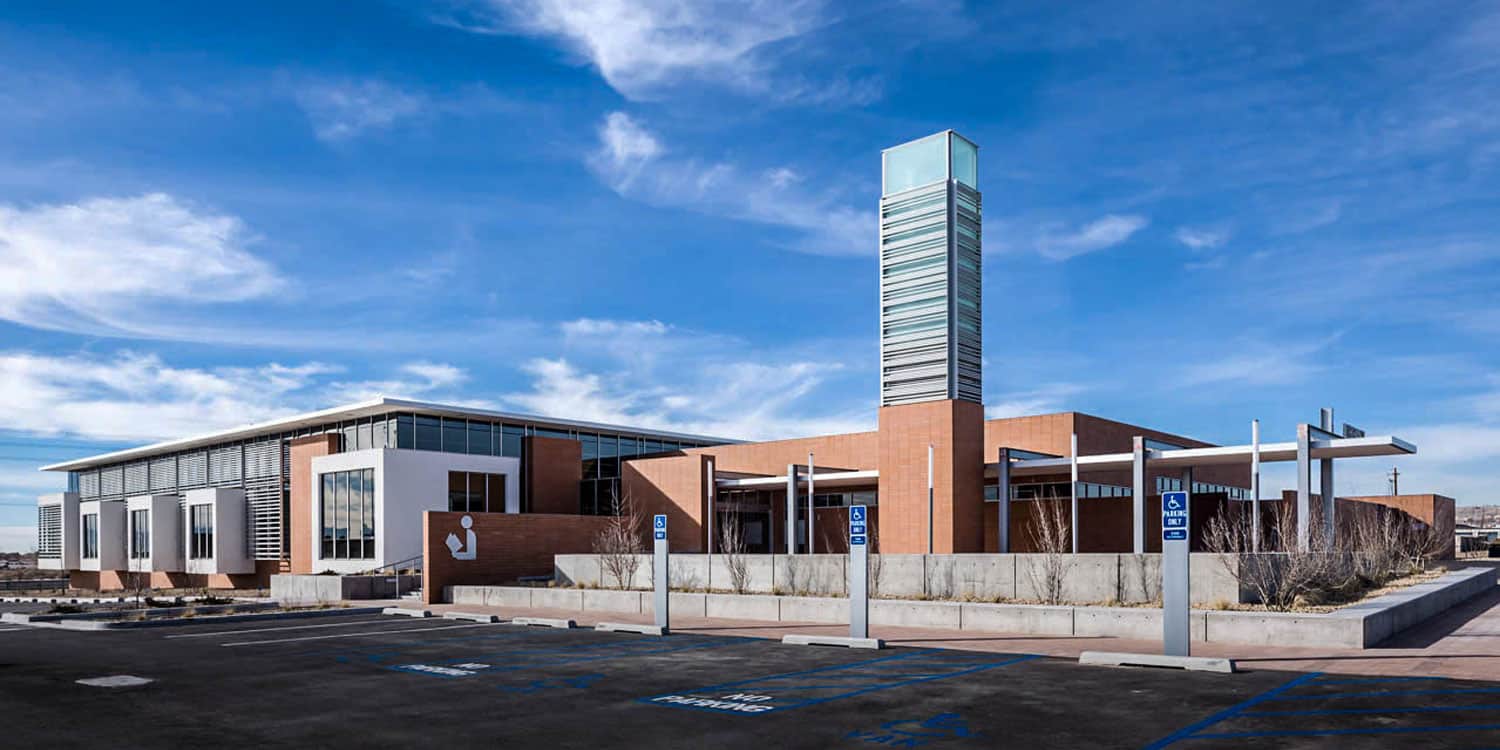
2 1 1499 550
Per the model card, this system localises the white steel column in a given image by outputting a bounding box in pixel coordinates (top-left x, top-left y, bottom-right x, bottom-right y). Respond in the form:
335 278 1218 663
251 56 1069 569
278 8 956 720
1319 407 1336 546
1131 436 1146 554
1250 420 1261 552
1296 424 1311 551
926 444 934 554
807 452 815 554
1070 433 1080 554
786 464 797 555
997 447 1011 553
706 457 716 558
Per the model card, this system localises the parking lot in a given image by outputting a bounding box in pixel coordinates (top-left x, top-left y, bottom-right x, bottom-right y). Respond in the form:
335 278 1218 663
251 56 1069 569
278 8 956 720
1 610 1498 748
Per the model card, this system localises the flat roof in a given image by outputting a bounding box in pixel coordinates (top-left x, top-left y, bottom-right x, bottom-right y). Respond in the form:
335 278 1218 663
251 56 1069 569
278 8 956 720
41 396 739 473
1000 435 1417 478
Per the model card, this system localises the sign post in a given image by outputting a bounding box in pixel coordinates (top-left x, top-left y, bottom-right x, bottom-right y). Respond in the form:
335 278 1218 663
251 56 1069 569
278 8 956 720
849 505 869 640
654 514 669 633
1160 491 1190 657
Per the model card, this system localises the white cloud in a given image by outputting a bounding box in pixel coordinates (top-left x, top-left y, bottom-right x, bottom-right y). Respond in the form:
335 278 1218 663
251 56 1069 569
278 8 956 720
1176 337 1336 388
1174 226 1229 250
294 79 426 142
502 318 873 440
985 383 1086 419
0 526 35 553
439 0 827 101
0 350 472 443
0 193 282 336
1036 214 1149 260
587 112 873 255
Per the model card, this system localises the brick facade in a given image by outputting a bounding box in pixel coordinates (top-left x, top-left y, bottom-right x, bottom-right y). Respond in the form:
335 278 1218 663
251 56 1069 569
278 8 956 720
421 511 616 604
525 436 582 514
877 399 987 554
288 434 339 574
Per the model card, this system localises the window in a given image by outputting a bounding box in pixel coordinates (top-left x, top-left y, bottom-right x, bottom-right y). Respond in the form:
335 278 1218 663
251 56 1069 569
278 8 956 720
883 132 948 195
130 509 150 559
396 414 415 449
319 468 375 560
189 505 214 560
441 418 467 453
415 416 441 451
467 421 493 456
501 425 524 458
448 471 505 513
82 513 99 559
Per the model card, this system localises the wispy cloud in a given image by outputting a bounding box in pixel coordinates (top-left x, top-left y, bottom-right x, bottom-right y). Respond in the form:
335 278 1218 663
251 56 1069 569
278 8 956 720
1175 337 1337 389
1035 214 1149 260
1174 225 1229 250
293 79 426 142
985 383 1087 419
502 317 873 440
587 112 873 255
0 193 282 336
433 0 829 101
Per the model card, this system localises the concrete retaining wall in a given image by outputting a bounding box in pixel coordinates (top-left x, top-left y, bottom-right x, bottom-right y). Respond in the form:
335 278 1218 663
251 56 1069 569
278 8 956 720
554 552 1247 604
272 574 421 605
447 565 1497 649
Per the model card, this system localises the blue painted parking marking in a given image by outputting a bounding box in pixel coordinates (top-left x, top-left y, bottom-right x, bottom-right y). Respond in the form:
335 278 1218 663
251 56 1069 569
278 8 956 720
1145 672 1500 746
385 634 738 680
641 650 1039 716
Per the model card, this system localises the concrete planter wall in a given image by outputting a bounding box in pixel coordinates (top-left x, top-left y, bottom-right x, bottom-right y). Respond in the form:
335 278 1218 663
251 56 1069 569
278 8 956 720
271 574 421 605
449 566 1496 649
554 552 1249 605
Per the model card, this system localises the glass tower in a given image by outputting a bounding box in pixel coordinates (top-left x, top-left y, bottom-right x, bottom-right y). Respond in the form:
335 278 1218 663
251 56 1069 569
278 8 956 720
878 131 981 406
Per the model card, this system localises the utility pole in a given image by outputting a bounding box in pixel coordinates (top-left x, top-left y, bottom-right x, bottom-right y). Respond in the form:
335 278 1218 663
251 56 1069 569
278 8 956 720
1388 466 1400 496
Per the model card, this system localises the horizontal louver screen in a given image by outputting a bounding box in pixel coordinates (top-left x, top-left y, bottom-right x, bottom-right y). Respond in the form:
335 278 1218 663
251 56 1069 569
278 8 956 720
37 505 62 559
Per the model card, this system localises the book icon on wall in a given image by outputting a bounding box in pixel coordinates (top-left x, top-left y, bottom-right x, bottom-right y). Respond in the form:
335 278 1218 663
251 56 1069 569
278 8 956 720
447 515 477 561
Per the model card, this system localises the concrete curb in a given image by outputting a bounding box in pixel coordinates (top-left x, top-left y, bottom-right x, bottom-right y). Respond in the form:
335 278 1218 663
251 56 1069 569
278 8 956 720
782 634 883 650
510 616 575 629
381 607 433 618
442 612 500 623
596 622 666 636
2 606 385 631
1079 651 1235 674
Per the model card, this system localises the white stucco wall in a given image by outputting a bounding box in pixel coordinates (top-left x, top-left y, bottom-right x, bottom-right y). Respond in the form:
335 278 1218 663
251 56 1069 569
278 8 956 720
126 494 183 573
36 493 79 571
184 488 254 575
309 448 520 574
78 499 126 572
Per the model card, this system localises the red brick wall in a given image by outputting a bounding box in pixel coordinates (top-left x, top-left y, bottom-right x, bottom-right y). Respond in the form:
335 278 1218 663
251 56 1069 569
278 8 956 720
877 399 986 554
526 436 582 514
422 511 616 604
289 434 340 574
621 454 708 551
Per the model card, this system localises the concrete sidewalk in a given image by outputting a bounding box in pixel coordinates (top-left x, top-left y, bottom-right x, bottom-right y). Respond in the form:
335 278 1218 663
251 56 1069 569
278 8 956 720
373 581 1500 682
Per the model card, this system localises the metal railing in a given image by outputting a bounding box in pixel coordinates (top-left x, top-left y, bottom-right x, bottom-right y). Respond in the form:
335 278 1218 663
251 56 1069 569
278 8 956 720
355 553 424 599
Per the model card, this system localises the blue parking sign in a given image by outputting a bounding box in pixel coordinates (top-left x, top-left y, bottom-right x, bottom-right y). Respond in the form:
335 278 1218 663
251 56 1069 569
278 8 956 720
654 514 667 529
850 506 866 523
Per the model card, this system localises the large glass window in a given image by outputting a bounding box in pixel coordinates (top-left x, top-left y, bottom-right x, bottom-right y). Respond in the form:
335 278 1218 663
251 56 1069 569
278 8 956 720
883 132 948 195
580 433 598 480
467 421 492 456
321 474 335 559
130 509 150 559
950 133 977 188
441 418 467 453
396 414 415 449
319 469 375 560
448 471 505 513
82 513 99 559
415 416 441 452
189 505 214 560
501 425 524 458
598 435 619 479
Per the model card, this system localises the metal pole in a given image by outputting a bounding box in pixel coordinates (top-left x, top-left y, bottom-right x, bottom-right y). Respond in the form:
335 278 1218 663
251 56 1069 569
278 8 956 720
997 447 1011 553
927 443 934 555
1070 433 1080 554
653 514 669 632
1320 408 1336 546
1296 424 1311 551
706 457 715 590
1251 419 1261 552
807 451 815 554
1161 489 1191 657
849 505 869 639
1132 436 1146 555
786 464 797 555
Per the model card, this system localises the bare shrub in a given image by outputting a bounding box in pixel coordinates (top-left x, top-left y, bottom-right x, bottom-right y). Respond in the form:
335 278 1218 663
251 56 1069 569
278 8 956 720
1205 500 1358 611
1026 494 1074 605
594 487 644 590
718 510 752 594
868 520 885 598
670 559 702 592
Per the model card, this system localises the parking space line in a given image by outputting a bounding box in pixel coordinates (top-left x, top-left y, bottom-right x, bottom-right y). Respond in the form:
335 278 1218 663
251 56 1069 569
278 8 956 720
385 635 738 679
1141 671 1323 749
165 617 391 638
642 650 1041 716
1191 723 1500 740
0 627 29 632
1244 703 1500 718
222 622 500 647
1273 686 1500 701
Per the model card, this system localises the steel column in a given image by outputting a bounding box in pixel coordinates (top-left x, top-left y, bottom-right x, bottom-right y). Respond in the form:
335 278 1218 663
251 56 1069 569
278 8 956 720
786 464 797 555
1319 408 1336 546
1296 424 1311 551
1070 433 1080 554
1250 420 1261 552
1132 436 1146 554
997 447 1011 553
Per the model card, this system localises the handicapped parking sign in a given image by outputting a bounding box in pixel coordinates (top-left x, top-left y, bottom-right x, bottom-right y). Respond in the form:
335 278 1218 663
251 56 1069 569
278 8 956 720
654 514 667 541
851 506 866 523
1161 491 1188 543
